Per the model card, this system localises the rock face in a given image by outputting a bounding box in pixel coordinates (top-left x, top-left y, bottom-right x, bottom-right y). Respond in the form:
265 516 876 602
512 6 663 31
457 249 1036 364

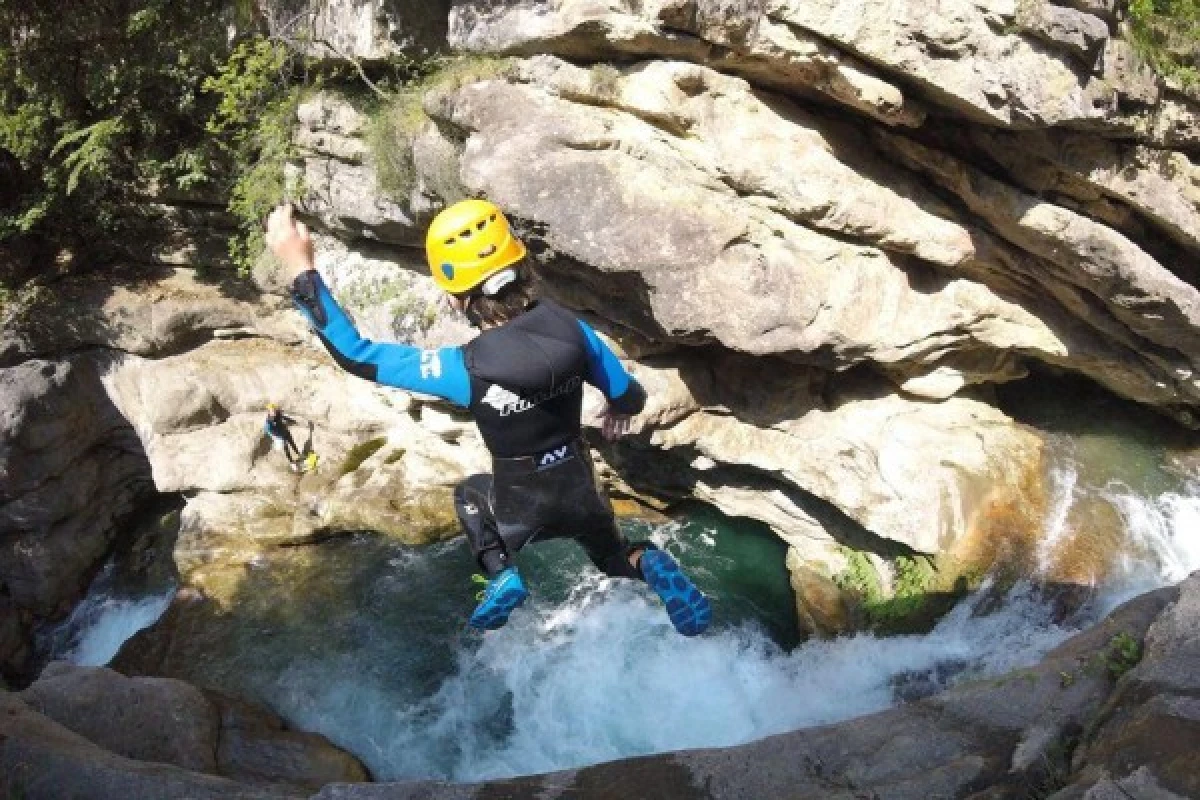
0 265 485 686
2 662 365 798
269 0 1198 606
0 356 153 683
261 0 450 61
5 0 1200 794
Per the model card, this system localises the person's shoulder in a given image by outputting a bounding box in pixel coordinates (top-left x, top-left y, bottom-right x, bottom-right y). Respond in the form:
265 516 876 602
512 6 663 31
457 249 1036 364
536 297 577 319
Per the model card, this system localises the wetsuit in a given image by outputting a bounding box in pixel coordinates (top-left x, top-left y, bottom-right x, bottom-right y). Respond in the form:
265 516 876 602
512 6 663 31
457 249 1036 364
265 410 301 463
290 271 649 579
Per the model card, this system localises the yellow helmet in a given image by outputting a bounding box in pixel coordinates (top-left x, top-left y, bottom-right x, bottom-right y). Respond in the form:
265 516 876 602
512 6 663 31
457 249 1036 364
425 199 527 295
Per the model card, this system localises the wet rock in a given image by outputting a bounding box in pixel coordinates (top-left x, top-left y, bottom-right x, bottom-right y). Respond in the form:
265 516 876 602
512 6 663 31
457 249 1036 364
205 689 370 789
785 556 850 637
18 662 220 773
0 595 31 684
1069 573 1200 793
0 356 152 657
0 682 302 800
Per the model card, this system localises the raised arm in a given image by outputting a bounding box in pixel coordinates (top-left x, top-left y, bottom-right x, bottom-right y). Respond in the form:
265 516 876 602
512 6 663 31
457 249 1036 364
266 204 471 407
577 319 647 439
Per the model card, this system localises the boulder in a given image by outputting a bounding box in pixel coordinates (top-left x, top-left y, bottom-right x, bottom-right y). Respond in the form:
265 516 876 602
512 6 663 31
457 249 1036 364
19 662 220 774
0 690 298 800
206 689 370 788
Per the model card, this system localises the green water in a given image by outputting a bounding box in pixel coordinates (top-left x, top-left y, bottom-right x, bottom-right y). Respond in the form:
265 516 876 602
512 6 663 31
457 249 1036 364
996 371 1200 495
624 503 799 649
124 502 799 718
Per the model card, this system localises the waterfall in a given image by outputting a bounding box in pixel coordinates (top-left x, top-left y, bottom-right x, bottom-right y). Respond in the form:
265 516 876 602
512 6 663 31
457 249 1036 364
46 445 1200 783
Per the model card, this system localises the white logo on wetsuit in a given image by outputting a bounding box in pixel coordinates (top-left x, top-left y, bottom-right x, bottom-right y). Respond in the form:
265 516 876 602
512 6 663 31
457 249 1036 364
537 446 572 470
480 376 582 416
420 350 442 379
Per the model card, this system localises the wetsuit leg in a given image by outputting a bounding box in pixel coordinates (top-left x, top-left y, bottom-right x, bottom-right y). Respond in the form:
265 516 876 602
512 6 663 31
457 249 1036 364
576 517 649 581
280 428 301 462
454 474 511 576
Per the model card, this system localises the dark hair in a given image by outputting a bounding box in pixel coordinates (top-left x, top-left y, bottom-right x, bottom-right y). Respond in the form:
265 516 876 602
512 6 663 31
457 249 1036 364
465 259 540 327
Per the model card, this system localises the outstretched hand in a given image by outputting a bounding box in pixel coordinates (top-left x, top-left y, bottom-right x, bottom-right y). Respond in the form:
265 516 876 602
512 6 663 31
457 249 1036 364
600 407 632 441
265 204 314 281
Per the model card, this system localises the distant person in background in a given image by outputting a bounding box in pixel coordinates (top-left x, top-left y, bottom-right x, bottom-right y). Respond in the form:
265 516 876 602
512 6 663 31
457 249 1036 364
264 403 303 470
265 201 711 635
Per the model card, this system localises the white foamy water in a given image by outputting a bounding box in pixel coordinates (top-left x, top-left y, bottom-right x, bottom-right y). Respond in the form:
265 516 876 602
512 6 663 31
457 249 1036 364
1102 480 1200 602
1037 462 1079 572
265 472 1200 783
266 573 1078 782
52 471 1200 784
51 588 175 667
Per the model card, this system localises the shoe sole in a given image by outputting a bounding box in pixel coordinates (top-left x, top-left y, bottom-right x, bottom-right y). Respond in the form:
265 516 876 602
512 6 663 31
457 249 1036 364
641 549 711 636
469 585 528 630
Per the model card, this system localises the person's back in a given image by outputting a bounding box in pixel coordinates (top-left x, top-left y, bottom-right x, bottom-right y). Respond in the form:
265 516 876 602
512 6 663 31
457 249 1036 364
266 199 709 635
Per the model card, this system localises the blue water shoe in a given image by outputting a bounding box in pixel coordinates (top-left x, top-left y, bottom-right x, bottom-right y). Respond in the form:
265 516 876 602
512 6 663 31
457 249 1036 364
469 567 528 630
640 548 711 636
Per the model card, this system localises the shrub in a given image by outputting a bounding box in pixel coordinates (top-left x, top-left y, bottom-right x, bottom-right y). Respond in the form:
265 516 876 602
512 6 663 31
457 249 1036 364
1128 0 1200 86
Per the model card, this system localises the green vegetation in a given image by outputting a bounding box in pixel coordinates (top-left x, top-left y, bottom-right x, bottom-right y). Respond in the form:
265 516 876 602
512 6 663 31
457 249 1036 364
0 2 485 285
202 37 301 271
339 436 388 476
833 548 884 603
1128 0 1200 86
834 549 965 634
366 55 511 200
1104 631 1142 679
0 0 236 279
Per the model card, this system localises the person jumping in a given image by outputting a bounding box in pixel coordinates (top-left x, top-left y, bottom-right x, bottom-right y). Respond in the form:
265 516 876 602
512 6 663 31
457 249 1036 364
265 201 710 635
264 403 303 470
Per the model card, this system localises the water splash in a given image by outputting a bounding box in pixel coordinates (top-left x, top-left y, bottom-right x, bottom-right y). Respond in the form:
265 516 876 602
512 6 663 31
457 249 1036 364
1102 479 1200 603
264 567 1083 783
40 560 175 667
1036 461 1079 574
43 435 1200 785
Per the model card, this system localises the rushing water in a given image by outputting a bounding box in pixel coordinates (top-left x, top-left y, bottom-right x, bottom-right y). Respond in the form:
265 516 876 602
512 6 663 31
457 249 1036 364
47 379 1200 783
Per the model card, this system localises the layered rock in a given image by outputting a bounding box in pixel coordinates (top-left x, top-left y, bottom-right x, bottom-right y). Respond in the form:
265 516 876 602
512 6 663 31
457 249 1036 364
602 349 1044 556
0 264 485 685
445 0 1199 138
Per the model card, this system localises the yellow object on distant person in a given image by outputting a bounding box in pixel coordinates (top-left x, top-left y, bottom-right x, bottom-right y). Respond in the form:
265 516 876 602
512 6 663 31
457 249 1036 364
303 451 319 473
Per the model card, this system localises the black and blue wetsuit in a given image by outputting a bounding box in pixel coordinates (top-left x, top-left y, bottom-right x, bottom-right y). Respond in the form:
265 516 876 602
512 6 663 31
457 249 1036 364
290 271 649 579
265 409 301 463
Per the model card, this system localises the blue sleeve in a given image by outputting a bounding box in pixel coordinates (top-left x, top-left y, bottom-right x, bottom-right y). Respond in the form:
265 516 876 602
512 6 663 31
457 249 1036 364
290 271 472 407
577 319 633 400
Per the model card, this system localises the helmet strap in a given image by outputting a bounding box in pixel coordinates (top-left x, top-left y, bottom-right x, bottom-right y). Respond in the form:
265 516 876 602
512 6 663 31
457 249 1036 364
480 268 517 297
